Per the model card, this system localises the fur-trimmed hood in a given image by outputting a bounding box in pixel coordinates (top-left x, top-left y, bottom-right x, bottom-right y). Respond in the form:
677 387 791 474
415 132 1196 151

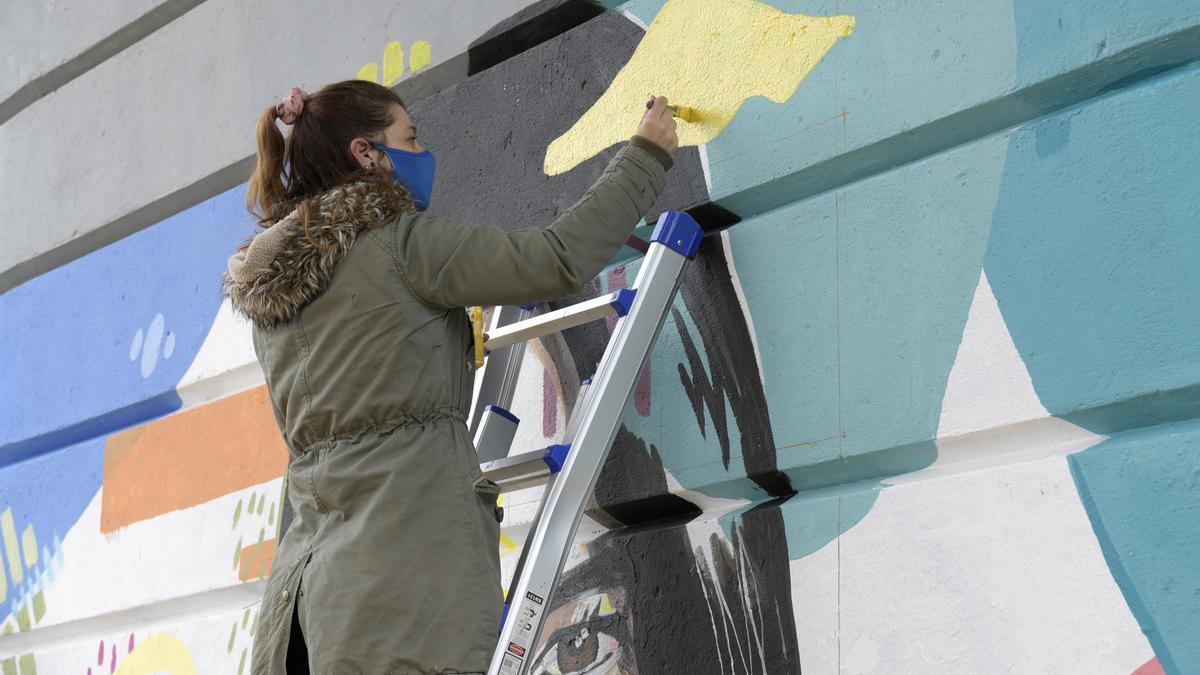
222 180 414 329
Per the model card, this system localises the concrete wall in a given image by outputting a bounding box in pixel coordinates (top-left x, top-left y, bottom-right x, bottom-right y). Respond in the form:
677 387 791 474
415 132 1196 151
1 0 1197 672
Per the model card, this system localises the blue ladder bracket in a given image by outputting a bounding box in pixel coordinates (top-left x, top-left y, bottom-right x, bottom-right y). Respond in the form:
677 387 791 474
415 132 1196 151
650 211 703 259
610 288 637 317
543 444 572 473
484 404 520 425
520 303 538 310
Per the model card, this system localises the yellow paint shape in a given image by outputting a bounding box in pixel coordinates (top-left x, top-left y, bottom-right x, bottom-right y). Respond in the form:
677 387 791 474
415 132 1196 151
499 533 518 554
543 0 854 175
357 62 379 83
1 508 21 586
383 41 405 86
114 633 198 675
21 525 35 568
410 40 432 72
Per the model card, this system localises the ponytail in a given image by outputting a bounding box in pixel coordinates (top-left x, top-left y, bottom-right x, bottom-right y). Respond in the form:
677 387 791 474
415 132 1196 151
245 80 409 233
246 105 288 226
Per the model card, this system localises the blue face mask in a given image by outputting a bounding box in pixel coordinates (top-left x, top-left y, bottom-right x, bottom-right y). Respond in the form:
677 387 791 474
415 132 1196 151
371 143 436 211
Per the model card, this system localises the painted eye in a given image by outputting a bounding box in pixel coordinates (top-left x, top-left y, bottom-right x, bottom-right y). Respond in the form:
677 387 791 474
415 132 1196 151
538 626 619 674
532 591 626 674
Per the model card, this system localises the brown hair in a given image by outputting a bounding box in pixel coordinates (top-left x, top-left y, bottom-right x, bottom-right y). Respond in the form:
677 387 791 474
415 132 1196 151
246 80 411 237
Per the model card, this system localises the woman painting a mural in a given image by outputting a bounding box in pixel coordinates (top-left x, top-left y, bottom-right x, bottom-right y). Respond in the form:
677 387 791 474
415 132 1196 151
220 79 677 673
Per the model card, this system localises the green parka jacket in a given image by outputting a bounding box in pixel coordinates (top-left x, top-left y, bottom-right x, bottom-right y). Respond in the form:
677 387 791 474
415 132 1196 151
222 137 671 674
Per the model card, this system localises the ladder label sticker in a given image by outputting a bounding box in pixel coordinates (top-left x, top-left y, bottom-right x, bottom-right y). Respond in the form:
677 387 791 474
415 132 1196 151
509 591 546 657
499 652 524 675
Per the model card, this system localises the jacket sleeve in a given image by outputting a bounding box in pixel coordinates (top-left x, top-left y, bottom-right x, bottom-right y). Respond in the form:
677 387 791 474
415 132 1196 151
391 138 670 309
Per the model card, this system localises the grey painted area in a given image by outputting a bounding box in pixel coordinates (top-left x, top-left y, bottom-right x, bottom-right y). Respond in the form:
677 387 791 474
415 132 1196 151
409 11 710 229
0 0 538 286
0 0 173 106
0 0 207 126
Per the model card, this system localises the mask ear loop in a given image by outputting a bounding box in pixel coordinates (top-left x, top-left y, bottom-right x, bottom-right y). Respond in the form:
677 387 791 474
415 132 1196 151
366 143 389 171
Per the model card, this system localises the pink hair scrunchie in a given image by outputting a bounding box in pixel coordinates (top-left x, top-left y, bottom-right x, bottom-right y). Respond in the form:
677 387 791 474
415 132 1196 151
277 87 306 125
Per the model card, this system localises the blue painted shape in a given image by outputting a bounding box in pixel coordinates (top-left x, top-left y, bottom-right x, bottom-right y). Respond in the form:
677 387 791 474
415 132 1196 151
650 211 702 259
0 436 105 621
0 184 257 465
985 65 1200 428
499 603 510 635
1068 419 1200 675
609 288 637 318
485 405 520 425
543 444 571 473
777 483 880 561
520 303 538 311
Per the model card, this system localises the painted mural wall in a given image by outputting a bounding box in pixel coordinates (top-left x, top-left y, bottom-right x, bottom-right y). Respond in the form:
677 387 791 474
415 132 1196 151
2 0 1198 673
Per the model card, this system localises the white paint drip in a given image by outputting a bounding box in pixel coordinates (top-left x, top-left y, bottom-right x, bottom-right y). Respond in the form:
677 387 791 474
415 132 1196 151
937 270 1049 438
735 533 768 670
688 515 765 672
693 558 728 674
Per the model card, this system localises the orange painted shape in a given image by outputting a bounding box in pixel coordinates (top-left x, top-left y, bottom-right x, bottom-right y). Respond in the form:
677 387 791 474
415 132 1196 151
102 386 289 533
239 539 278 581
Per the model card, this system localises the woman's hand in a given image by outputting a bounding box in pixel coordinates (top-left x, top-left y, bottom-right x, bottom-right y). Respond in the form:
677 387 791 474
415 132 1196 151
638 95 679 158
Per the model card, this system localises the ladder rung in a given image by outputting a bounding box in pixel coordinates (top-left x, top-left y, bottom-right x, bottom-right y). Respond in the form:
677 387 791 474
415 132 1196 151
483 289 635 352
481 445 568 491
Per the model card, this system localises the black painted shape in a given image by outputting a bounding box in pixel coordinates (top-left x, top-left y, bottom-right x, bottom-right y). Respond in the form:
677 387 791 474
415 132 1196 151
539 280 699 527
546 233 792 519
675 237 794 499
467 0 607 76
409 11 710 229
544 516 719 673
543 501 801 673
591 426 702 527
685 201 742 234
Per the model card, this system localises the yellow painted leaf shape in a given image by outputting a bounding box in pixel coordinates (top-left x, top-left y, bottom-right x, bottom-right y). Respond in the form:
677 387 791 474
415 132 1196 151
410 40 432 72
544 0 854 175
356 62 379 83
115 633 198 675
383 41 405 86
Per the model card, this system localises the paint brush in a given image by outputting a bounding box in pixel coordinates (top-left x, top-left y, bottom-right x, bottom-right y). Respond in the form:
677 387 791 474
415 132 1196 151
645 99 699 123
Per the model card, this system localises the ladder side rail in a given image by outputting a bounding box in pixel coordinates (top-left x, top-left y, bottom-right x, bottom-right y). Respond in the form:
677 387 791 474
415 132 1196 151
493 375 594 624
469 305 530 435
489 239 688 675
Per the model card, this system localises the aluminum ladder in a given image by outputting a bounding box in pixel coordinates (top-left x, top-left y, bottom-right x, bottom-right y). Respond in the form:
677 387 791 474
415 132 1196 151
467 211 703 675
